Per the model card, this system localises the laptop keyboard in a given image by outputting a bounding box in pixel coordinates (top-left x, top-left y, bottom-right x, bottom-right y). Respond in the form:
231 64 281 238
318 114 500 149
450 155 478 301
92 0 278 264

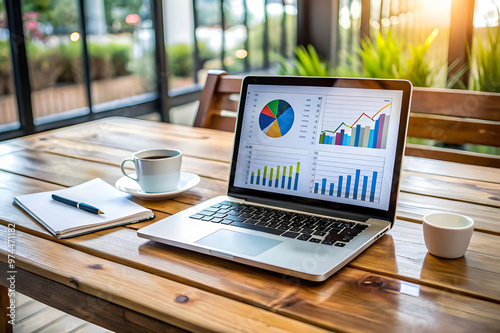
189 201 369 247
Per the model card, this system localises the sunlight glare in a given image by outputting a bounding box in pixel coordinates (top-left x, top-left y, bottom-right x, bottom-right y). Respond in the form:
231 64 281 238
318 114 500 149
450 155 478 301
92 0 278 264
350 0 361 20
390 15 400 25
474 0 500 28
70 32 80 42
235 49 248 59
339 6 351 29
267 3 284 16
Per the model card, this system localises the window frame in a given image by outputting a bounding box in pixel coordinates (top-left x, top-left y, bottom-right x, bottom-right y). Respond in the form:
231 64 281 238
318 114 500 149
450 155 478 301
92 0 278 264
1 0 298 141
1 0 168 141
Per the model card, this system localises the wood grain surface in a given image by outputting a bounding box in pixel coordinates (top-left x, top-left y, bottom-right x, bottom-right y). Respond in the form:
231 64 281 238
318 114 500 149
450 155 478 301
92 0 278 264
1 117 499 332
0 226 328 333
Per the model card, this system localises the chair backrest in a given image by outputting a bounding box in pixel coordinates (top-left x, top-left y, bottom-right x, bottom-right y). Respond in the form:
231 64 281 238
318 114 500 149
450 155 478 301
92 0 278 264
193 70 241 132
194 71 500 167
407 88 500 167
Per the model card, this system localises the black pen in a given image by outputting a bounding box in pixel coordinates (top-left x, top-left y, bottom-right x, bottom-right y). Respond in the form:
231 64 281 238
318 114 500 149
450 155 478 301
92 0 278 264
51 194 104 215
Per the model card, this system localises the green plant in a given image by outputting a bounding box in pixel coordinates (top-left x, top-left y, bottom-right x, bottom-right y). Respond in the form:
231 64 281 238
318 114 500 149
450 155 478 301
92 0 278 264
224 56 245 74
87 42 112 61
129 48 155 90
57 41 82 83
167 44 194 77
24 41 64 90
59 41 82 61
357 29 440 87
58 40 133 81
198 40 217 63
25 40 55 61
108 41 133 76
468 21 500 93
0 40 12 95
0 40 10 68
358 30 402 79
406 28 439 87
278 44 330 76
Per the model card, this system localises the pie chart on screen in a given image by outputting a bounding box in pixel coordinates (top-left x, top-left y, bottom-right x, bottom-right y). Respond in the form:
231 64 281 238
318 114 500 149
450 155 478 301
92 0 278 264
259 99 294 138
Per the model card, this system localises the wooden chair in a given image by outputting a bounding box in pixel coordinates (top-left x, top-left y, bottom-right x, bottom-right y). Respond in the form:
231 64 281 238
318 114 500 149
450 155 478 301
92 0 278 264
193 70 242 132
407 88 500 167
194 71 500 167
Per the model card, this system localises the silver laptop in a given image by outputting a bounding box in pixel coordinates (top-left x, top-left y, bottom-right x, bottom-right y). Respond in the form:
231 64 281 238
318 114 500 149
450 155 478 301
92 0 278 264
138 76 412 281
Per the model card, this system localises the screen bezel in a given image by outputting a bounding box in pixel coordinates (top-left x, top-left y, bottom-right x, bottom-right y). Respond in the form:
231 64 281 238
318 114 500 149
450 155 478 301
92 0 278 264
227 76 412 225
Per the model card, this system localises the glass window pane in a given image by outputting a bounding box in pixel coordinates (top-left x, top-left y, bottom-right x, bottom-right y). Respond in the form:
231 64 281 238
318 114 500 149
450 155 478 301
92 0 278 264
0 0 20 132
338 0 451 87
193 0 297 78
87 0 156 112
470 0 500 92
284 0 297 58
266 0 284 63
247 0 265 69
223 0 246 73
21 0 89 125
474 0 500 28
195 0 222 81
165 0 195 89
405 0 451 88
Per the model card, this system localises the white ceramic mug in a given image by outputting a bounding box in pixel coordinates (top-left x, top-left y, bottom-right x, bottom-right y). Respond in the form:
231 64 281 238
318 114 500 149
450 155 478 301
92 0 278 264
120 148 182 193
422 212 474 259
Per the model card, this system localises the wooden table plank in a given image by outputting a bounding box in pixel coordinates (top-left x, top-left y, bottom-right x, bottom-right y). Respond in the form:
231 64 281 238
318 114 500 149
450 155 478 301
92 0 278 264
39 117 236 162
350 219 500 302
2 263 188 333
0 150 227 206
403 156 500 183
0 149 123 187
274 267 500 333
400 171 500 208
12 137 232 182
0 142 25 158
397 192 500 234
0 226 328 333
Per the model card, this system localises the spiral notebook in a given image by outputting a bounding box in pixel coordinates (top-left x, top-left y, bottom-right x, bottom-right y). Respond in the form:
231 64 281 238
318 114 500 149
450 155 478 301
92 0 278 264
14 178 154 238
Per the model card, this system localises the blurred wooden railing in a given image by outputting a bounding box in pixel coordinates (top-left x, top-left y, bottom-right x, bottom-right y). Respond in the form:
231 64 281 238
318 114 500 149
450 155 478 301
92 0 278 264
0 75 148 126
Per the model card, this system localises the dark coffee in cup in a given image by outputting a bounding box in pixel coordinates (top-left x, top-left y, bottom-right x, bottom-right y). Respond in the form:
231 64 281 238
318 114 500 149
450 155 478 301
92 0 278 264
143 155 170 160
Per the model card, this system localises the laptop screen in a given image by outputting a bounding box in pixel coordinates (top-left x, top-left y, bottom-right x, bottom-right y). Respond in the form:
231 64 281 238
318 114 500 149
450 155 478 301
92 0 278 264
229 76 412 222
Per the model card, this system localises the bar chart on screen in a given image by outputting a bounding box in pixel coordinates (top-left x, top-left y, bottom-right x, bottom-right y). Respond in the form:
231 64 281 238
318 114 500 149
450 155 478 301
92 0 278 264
311 151 384 203
319 95 392 149
245 145 305 191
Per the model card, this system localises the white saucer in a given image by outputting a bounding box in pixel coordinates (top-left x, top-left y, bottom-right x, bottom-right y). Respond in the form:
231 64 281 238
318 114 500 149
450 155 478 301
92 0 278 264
115 172 200 200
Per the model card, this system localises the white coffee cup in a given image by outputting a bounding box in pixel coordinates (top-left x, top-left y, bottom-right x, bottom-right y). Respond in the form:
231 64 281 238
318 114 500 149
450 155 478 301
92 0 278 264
120 148 182 193
422 212 474 259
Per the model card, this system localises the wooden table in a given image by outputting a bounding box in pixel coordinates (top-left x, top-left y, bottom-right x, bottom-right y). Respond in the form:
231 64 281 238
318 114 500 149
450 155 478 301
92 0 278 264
1 117 499 332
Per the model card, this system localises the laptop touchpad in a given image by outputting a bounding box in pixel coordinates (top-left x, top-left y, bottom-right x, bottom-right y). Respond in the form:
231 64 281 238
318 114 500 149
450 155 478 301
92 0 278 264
196 229 282 257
